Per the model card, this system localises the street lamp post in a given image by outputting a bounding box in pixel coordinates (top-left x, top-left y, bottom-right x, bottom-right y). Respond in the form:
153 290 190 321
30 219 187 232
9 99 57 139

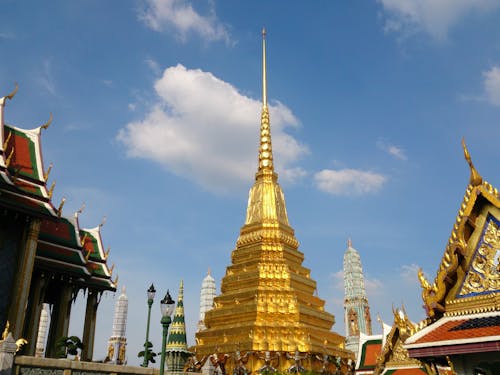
141 283 156 367
159 290 176 375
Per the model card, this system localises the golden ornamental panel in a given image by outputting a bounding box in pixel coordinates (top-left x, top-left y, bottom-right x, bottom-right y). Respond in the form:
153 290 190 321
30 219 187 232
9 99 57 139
458 215 500 297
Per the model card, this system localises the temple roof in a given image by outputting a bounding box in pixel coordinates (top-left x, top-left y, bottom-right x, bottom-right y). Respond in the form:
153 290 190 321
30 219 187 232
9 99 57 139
355 333 382 374
417 140 500 320
405 311 500 357
0 88 55 217
0 85 116 292
373 307 426 375
406 141 500 367
379 369 427 375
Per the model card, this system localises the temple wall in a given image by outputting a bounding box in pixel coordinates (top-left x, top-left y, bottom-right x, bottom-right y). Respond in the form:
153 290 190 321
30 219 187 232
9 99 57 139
14 356 192 375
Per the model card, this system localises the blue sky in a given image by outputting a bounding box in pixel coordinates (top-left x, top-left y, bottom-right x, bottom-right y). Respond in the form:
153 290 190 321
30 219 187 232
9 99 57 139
2 0 500 366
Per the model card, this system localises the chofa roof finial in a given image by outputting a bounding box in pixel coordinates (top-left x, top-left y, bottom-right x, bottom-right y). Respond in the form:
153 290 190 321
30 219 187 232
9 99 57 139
462 138 482 186
5 83 18 101
40 112 53 130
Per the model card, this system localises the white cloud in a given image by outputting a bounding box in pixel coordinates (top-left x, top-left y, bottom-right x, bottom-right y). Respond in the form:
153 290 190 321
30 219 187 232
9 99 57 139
38 59 56 96
331 270 344 290
377 139 407 160
102 79 113 87
314 169 386 196
365 276 385 297
117 64 308 193
280 167 308 184
0 32 15 40
139 0 231 44
378 0 500 41
400 263 420 283
145 58 161 75
483 66 500 106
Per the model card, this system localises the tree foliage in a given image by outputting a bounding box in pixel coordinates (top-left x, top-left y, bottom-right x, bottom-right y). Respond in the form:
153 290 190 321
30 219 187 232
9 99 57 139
138 341 157 365
55 336 84 358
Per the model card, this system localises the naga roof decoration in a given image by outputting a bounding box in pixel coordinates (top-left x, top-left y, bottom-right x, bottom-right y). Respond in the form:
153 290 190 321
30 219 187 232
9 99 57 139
417 140 500 320
0 84 116 292
373 307 427 375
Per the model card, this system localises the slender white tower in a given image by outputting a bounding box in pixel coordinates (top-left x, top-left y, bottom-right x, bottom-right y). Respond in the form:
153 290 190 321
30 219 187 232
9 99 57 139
197 269 216 331
107 286 128 364
343 239 372 356
35 304 49 357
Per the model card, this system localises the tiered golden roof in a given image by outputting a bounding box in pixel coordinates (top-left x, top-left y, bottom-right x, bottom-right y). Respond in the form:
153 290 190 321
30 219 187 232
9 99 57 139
194 30 350 372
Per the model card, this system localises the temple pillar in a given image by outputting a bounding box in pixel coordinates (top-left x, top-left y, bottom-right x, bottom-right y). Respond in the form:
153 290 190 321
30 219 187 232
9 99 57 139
23 273 48 356
81 289 99 361
45 284 73 358
6 218 41 339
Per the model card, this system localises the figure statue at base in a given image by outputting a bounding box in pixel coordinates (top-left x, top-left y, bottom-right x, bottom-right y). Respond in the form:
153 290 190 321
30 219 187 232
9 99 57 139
210 352 230 375
286 350 308 374
233 350 252 375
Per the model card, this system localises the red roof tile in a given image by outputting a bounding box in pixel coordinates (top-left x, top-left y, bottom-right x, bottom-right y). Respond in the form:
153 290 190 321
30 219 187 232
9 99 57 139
413 317 500 345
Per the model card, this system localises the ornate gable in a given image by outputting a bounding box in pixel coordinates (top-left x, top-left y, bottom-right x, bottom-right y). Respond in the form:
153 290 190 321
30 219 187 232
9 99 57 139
418 140 500 319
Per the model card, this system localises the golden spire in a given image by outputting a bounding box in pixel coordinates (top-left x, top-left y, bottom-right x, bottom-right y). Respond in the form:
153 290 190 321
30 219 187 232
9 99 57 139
258 27 274 176
462 138 482 186
262 28 267 109
244 28 289 226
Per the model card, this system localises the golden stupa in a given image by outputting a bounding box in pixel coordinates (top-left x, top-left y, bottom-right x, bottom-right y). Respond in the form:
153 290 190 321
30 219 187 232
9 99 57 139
194 30 352 373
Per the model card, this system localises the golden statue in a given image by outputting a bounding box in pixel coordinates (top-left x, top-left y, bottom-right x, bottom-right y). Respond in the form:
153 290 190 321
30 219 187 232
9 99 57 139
1 321 9 340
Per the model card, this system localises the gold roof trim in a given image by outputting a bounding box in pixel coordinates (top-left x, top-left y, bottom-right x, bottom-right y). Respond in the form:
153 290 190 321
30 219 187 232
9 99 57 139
418 142 500 318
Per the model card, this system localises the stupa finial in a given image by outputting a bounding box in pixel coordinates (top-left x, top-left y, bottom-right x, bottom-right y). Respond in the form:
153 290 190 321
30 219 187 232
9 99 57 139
347 238 352 248
257 27 274 175
179 279 184 301
262 27 267 108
